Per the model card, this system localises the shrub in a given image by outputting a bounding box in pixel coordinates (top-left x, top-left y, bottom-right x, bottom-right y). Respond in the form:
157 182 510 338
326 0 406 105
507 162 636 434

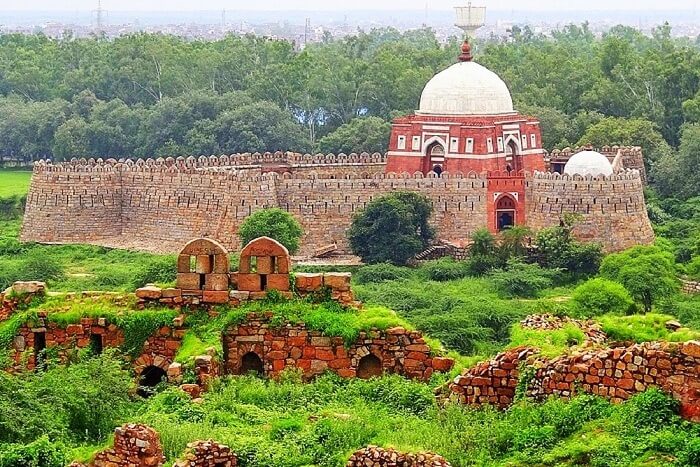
16 251 65 284
420 258 470 282
571 278 635 317
619 388 680 430
600 245 679 313
534 223 603 278
354 263 413 284
348 192 433 265
239 208 303 254
0 436 67 467
490 260 557 298
131 256 177 288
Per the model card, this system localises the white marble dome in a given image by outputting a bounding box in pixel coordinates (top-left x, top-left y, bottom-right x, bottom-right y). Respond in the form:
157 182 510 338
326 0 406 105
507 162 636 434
563 150 614 177
418 61 515 116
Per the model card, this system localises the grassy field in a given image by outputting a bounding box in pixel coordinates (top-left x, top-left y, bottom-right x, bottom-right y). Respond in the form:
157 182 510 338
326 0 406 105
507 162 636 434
0 170 31 197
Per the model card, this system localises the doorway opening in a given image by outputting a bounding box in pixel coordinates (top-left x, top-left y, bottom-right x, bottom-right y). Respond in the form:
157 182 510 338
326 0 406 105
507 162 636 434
496 195 517 231
357 354 383 379
240 352 264 376
138 365 167 397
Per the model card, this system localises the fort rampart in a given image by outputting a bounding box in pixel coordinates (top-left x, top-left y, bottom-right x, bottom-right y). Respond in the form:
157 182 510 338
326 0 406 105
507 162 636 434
21 150 653 254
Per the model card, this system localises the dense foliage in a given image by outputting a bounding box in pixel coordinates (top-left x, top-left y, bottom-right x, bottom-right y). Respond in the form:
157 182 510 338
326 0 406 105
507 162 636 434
238 208 304 254
348 191 434 265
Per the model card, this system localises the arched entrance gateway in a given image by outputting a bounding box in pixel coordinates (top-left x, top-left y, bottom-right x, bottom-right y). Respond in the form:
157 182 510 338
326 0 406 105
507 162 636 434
505 139 523 173
423 140 445 175
496 195 517 231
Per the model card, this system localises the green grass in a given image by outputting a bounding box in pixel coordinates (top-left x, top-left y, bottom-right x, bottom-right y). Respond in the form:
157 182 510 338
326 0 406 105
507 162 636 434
507 322 587 358
221 299 414 347
598 312 700 343
0 170 31 197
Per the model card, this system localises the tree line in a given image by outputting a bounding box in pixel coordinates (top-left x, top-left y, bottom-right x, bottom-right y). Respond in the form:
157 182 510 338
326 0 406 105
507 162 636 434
2 24 700 198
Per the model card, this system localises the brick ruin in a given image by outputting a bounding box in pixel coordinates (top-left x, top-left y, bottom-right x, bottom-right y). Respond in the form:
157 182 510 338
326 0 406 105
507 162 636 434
346 446 452 467
21 147 653 256
73 424 453 467
224 316 454 381
0 236 452 384
448 316 700 422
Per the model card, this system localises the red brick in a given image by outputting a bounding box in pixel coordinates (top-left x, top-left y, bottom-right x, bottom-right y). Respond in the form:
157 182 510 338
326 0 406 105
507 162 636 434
266 274 290 291
237 274 262 292
202 290 229 304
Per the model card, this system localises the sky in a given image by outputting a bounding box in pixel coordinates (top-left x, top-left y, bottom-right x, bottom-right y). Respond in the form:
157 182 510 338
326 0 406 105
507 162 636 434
1 0 698 11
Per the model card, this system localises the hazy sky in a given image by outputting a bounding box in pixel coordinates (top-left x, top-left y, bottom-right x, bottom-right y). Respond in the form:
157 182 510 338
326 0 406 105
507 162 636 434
1 0 698 11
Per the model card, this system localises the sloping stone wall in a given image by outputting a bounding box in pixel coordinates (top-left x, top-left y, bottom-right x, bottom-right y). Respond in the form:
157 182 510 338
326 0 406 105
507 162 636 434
525 170 654 251
223 315 453 381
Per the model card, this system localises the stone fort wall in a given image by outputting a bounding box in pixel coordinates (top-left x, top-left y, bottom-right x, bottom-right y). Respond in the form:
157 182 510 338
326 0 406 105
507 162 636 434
22 152 652 254
526 170 654 252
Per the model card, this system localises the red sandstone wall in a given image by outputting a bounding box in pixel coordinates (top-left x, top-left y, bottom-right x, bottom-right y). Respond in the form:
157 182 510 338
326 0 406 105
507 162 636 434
223 316 453 380
525 171 654 252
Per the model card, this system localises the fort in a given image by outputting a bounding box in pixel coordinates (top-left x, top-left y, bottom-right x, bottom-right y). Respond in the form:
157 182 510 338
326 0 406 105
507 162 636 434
20 40 654 257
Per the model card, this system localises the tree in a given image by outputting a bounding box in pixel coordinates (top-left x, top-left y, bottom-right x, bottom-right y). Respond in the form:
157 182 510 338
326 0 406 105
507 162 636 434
653 124 700 200
317 117 391 154
571 278 635 317
490 260 557 298
238 208 303 255
534 217 603 278
600 245 679 313
348 192 434 265
577 116 671 167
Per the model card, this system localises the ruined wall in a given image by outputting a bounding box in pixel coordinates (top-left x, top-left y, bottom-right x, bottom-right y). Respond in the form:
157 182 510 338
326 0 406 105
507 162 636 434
526 170 654 252
346 446 451 467
223 316 453 381
449 341 700 422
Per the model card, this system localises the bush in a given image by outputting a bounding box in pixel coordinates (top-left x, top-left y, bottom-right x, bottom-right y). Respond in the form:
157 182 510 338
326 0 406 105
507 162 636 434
354 263 413 284
348 192 433 265
16 251 64 284
490 260 557 298
420 258 470 282
131 256 177 288
534 223 603 278
239 208 303 254
600 245 679 313
0 437 66 467
571 278 635 317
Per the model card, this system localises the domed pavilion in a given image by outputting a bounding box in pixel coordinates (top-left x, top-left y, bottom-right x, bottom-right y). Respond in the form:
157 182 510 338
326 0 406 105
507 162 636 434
386 41 546 176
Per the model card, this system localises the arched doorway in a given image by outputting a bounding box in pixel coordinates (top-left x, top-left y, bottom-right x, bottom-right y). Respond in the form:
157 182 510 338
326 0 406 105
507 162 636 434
240 352 264 376
496 195 517 231
357 354 382 379
138 365 167 397
424 141 446 175
505 140 522 172
432 165 443 177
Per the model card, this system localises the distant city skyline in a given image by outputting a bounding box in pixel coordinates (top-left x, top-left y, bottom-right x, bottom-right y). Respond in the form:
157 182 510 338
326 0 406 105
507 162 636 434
1 0 699 11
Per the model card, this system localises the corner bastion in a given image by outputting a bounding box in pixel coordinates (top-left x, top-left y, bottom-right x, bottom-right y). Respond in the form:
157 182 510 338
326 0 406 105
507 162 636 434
21 150 653 254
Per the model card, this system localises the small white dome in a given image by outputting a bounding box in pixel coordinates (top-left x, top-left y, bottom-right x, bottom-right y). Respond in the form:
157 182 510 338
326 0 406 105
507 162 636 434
563 150 614 177
418 61 514 116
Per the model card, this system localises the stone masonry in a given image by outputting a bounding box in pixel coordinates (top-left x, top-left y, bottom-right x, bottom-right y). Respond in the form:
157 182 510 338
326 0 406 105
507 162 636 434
21 149 653 255
346 446 452 467
224 315 454 381
173 440 238 467
89 424 165 467
449 341 700 422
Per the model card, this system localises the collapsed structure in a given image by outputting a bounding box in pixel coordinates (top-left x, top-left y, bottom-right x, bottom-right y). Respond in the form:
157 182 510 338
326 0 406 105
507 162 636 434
21 42 653 256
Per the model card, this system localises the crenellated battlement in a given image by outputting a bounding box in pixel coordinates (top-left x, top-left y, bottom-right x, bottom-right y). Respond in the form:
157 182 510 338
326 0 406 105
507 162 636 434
32 151 388 174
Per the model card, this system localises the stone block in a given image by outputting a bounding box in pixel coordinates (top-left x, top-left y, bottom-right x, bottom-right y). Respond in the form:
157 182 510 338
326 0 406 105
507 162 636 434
266 274 290 291
212 254 229 274
230 290 250 301
162 288 182 298
243 237 288 257
256 256 274 274
237 274 262 292
204 273 230 291
177 254 191 272
323 273 351 291
682 341 700 358
177 273 201 290
203 290 230 304
295 273 323 291
238 257 252 274
195 255 212 274
277 256 292 274
136 285 162 300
